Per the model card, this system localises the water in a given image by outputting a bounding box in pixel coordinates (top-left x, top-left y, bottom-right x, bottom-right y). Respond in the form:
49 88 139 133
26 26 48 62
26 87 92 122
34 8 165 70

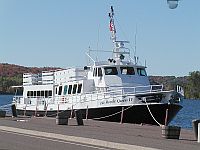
170 99 200 130
0 95 13 115
0 95 200 129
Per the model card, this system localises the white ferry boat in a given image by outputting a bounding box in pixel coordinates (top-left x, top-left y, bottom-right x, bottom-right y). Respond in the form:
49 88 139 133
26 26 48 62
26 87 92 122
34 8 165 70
13 7 183 125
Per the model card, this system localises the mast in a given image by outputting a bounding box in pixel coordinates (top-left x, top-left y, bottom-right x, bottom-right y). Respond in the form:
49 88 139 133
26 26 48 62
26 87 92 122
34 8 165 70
108 6 130 65
109 6 116 42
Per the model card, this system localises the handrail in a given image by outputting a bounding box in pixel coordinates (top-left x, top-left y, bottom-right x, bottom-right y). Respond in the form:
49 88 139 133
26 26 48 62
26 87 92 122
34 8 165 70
13 84 164 107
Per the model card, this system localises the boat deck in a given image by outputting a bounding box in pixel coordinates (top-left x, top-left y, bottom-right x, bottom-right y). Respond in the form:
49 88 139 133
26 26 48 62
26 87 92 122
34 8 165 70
0 117 199 150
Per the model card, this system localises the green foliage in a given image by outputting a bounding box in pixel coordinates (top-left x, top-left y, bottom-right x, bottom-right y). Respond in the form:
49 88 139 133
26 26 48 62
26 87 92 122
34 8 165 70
185 71 200 99
1 63 200 98
0 63 60 94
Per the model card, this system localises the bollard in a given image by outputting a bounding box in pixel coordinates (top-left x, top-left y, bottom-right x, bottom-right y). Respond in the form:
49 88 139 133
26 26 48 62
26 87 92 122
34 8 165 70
198 123 200 143
192 119 200 141
56 111 70 125
56 116 68 125
162 125 181 139
0 109 6 118
11 104 17 117
75 110 84 126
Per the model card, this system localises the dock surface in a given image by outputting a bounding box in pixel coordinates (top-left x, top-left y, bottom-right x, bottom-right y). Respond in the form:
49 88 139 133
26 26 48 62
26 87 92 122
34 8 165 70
0 117 199 150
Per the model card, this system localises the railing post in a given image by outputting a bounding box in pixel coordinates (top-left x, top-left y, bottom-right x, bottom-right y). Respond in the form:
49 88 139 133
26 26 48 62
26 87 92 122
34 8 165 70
150 85 153 93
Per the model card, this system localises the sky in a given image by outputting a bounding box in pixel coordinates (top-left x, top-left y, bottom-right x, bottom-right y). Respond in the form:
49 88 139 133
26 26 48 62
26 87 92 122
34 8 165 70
0 0 200 76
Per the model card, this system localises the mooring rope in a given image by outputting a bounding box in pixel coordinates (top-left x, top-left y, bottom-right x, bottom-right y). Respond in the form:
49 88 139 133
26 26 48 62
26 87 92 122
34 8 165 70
91 105 134 120
144 98 162 126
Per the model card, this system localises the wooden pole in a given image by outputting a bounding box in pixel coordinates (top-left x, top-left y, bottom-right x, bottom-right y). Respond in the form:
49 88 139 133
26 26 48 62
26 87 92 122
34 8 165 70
57 104 59 117
86 105 88 120
120 107 124 124
24 105 26 116
70 105 73 119
165 109 169 126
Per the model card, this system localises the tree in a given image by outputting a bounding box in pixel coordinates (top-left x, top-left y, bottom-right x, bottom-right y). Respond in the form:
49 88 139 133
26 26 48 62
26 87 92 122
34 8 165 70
185 71 200 99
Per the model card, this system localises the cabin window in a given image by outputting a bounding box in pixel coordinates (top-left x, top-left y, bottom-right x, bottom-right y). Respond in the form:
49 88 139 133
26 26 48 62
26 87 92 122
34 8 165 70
93 68 98 77
30 91 33 97
45 91 48 98
37 91 41 97
137 68 147 76
63 85 68 95
41 91 44 97
68 85 72 94
27 91 31 97
34 91 36 97
49 90 52 96
72 84 77 94
58 86 62 95
104 67 118 75
55 87 58 94
98 68 103 77
77 84 82 93
120 67 135 75
93 68 95 76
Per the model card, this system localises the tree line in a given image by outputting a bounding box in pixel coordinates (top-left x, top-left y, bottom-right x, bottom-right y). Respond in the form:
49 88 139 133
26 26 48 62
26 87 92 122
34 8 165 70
0 63 200 99
149 71 200 99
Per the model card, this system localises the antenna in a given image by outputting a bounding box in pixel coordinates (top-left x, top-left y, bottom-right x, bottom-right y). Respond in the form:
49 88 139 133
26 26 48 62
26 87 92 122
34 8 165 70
134 25 137 57
96 24 100 61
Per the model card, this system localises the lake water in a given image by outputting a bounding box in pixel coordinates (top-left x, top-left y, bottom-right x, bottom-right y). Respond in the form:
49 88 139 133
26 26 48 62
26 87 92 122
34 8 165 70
0 95 200 129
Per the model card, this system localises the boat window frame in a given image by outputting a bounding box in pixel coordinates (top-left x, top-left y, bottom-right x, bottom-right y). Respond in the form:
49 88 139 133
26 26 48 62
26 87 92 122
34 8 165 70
68 85 72 94
30 91 33 97
58 86 62 95
41 91 44 97
27 91 30 97
77 84 82 93
49 90 52 96
137 68 147 76
104 67 118 75
37 91 41 97
63 85 68 95
45 91 48 98
120 67 135 75
72 84 77 94
95 68 98 76
98 68 103 77
34 91 36 97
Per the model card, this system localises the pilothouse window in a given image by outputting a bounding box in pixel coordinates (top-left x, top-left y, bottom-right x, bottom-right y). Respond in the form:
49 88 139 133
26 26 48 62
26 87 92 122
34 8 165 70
120 67 135 75
77 84 82 93
137 68 147 76
63 85 68 95
68 85 72 94
104 67 118 75
58 86 62 95
72 84 77 94
98 68 103 77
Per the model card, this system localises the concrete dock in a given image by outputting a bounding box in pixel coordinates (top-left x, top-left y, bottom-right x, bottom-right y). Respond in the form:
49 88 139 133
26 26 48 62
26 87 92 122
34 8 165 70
0 117 199 150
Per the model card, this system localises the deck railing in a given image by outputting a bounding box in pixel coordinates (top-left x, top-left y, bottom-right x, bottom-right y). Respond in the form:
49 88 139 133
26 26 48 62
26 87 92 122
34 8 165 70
13 84 164 107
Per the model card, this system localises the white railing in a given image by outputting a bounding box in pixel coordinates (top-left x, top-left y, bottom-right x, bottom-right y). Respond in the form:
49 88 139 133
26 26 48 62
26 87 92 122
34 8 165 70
13 84 163 107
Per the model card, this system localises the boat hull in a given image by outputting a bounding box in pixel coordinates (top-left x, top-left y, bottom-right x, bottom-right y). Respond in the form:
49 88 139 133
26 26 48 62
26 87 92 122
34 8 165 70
16 103 182 125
